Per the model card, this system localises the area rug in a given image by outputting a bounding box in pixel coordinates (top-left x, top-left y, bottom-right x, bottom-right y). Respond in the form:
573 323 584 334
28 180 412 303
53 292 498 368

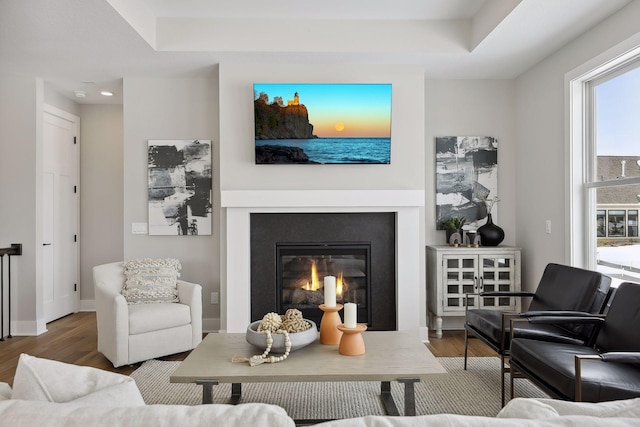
130 357 548 419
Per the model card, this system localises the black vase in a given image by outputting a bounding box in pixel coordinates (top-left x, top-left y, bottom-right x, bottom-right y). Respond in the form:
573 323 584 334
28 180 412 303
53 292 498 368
477 214 504 246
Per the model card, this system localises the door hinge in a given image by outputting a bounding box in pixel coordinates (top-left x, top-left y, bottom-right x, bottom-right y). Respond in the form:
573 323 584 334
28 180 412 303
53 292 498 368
73 136 77 145
74 234 77 242
73 185 77 193
74 283 77 292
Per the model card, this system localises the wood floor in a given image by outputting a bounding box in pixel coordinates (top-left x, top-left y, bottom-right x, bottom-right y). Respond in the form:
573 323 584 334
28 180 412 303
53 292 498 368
0 312 497 385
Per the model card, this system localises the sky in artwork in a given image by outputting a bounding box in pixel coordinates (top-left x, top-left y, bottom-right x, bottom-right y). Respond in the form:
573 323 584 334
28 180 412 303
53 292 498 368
596 65 640 156
253 83 392 138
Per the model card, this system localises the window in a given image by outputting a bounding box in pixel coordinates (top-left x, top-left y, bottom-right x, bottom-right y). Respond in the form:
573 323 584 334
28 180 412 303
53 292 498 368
574 57 640 285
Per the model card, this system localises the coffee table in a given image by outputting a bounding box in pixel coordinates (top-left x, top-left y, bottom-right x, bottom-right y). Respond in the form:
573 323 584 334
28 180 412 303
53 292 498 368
170 331 447 420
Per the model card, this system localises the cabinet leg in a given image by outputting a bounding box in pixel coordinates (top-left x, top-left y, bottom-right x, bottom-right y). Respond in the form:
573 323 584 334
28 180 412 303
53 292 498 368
435 317 443 339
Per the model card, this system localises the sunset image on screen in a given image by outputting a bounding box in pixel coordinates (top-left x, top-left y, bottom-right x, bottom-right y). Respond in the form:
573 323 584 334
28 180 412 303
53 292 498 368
253 83 392 164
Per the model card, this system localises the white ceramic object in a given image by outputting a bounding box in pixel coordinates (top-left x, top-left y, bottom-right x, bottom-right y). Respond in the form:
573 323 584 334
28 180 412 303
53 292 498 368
246 319 318 352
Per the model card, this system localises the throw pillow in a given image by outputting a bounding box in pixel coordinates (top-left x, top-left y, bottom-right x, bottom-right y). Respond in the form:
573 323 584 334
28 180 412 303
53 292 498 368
11 353 145 405
121 258 181 304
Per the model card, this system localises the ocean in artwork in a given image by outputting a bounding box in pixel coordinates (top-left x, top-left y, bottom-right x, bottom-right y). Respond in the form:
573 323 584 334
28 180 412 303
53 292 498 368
255 137 390 164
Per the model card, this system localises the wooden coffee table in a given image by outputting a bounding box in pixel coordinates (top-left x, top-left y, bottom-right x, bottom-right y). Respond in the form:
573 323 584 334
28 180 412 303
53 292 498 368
170 331 447 419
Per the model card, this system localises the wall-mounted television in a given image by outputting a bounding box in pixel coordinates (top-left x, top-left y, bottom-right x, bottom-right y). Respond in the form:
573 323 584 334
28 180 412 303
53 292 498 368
254 83 392 164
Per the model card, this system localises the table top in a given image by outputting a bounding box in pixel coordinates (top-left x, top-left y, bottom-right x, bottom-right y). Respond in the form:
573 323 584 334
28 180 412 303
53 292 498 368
170 331 447 384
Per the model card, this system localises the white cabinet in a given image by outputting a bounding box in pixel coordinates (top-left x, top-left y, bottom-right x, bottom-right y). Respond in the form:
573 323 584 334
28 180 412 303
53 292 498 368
426 245 521 338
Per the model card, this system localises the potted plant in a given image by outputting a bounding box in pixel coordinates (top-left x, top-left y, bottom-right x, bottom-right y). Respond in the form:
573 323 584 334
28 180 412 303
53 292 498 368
443 216 466 245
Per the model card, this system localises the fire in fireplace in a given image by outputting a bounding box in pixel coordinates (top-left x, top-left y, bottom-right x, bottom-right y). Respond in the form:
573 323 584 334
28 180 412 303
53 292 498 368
277 243 370 327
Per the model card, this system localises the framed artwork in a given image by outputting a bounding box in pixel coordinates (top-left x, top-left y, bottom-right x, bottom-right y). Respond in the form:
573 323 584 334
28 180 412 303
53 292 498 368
148 139 212 236
435 136 498 229
254 83 392 164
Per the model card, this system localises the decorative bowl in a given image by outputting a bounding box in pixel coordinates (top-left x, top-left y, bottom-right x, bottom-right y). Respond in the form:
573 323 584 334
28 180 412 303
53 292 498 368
246 319 318 352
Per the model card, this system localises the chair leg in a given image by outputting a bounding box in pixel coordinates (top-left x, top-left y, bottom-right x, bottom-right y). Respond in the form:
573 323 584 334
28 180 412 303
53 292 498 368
509 364 515 400
463 328 469 370
501 355 506 406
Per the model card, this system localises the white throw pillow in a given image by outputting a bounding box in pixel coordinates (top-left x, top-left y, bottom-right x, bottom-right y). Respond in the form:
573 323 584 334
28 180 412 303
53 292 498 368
11 354 145 406
122 258 181 304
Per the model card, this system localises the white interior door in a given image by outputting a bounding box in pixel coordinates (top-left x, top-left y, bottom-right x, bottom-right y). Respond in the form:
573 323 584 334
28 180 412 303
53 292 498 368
43 106 79 322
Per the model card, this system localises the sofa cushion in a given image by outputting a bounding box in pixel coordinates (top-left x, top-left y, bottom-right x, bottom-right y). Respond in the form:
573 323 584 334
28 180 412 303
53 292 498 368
0 383 11 401
128 302 192 335
122 258 181 304
11 354 144 405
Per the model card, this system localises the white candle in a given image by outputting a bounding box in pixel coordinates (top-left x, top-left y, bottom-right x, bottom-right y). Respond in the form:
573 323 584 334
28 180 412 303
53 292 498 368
324 276 336 307
344 303 357 328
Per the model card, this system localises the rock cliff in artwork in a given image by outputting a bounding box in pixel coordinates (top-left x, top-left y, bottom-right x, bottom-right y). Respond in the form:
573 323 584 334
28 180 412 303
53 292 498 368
254 99 317 140
255 145 316 164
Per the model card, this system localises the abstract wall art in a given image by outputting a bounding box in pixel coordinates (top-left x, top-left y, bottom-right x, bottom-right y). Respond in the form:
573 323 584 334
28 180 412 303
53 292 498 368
435 136 498 230
148 139 212 236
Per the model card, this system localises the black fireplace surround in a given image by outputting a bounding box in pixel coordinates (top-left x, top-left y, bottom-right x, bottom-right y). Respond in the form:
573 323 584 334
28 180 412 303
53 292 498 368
250 212 396 330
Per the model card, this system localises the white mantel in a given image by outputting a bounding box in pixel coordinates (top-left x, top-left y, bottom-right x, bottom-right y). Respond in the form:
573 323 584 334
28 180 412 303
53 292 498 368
220 190 425 334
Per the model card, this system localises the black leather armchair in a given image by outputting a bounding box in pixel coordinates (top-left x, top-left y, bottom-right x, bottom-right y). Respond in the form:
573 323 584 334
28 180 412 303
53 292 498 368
509 282 640 402
464 263 612 405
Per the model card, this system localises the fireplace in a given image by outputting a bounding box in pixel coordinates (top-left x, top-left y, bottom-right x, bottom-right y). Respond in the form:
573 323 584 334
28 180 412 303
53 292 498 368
250 212 396 330
221 189 425 334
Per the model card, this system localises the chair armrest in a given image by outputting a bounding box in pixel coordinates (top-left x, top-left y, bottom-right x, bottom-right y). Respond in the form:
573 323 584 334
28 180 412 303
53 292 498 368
600 352 640 364
479 291 535 298
177 280 203 347
521 310 596 318
527 316 605 325
94 283 129 367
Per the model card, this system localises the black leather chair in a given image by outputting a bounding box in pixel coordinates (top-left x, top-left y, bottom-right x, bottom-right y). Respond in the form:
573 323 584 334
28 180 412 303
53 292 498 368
509 282 640 402
464 263 612 405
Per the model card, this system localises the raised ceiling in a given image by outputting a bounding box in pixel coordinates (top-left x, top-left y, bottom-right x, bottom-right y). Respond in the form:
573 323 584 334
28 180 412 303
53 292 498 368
0 0 632 104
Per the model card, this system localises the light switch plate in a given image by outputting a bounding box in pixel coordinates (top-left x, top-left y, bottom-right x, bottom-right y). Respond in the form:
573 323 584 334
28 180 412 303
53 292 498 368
132 222 148 234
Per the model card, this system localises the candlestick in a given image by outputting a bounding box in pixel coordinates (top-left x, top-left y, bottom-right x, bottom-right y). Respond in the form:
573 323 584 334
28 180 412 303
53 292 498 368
337 324 367 356
319 303 343 345
324 276 336 307
344 302 357 328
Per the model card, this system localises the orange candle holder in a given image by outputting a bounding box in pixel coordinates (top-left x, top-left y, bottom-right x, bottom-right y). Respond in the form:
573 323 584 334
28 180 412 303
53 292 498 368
319 303 343 345
337 324 367 356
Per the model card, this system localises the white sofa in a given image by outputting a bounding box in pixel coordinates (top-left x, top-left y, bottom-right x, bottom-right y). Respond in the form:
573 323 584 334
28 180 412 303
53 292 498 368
93 261 202 367
2 354 639 427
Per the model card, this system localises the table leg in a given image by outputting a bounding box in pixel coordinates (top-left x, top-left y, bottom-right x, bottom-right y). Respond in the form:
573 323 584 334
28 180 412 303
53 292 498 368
195 380 219 404
380 378 420 416
399 378 420 416
230 383 242 405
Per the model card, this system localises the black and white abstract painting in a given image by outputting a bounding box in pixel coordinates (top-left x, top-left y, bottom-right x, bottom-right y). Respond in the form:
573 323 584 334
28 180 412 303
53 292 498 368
435 136 498 229
148 140 212 236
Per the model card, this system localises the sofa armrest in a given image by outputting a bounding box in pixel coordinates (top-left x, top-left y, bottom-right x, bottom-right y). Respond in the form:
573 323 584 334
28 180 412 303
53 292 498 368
177 280 203 346
527 316 605 325
600 352 640 364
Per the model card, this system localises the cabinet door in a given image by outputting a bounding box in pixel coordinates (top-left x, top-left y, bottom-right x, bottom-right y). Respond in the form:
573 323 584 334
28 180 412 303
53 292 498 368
478 254 518 310
442 255 479 312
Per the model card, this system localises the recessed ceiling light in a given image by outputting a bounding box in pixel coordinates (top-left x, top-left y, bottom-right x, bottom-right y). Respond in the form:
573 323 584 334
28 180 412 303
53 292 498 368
74 91 87 98
100 91 114 97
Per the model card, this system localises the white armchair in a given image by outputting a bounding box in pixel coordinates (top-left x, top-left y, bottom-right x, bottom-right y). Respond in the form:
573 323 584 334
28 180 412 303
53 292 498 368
93 262 202 367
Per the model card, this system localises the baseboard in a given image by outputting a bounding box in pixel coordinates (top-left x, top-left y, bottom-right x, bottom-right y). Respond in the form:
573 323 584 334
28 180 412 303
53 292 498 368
203 317 220 333
11 320 47 336
79 299 95 311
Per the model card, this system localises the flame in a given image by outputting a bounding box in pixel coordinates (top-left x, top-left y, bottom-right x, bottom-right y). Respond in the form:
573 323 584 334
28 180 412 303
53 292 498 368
336 271 344 297
303 261 320 291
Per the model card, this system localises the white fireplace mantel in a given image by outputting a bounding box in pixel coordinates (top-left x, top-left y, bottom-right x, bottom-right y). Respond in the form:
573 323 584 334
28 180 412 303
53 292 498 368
220 190 425 334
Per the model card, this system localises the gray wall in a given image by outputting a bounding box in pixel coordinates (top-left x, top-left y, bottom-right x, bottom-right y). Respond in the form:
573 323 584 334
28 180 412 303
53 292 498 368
79 104 124 303
0 75 44 335
515 0 640 291
424 79 516 247
122 73 220 328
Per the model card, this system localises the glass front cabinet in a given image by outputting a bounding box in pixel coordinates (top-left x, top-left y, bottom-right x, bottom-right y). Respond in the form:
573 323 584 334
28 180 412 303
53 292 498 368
426 245 522 338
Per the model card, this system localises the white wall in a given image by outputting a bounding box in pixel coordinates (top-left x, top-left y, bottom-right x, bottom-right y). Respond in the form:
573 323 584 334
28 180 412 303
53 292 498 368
515 0 640 290
79 104 124 304
424 79 516 246
122 74 220 326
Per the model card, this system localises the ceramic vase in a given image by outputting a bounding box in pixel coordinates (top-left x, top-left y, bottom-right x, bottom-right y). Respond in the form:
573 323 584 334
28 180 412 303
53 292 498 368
477 214 504 246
